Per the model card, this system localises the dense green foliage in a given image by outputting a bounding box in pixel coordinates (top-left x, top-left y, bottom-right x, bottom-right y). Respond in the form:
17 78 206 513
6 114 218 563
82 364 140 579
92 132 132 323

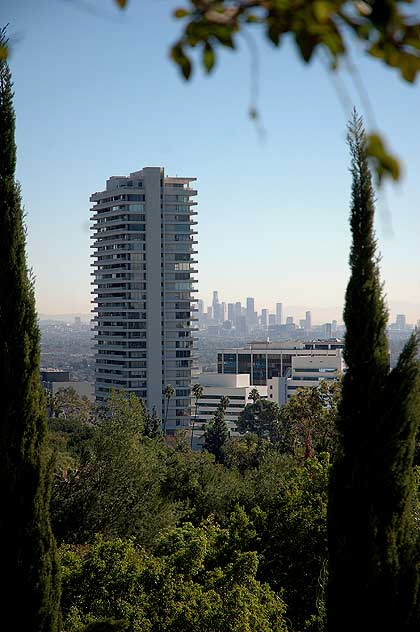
238 381 340 457
328 112 420 631
275 381 341 458
48 387 95 471
60 513 289 632
52 393 179 547
50 390 331 631
0 26 61 631
238 398 281 439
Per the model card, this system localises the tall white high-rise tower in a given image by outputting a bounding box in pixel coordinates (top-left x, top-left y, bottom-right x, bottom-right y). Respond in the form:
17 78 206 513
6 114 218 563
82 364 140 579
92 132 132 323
90 167 198 432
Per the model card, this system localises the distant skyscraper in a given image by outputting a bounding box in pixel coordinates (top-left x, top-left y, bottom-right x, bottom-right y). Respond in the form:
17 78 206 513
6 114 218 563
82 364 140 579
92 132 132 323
325 323 332 338
221 301 226 322
305 310 312 330
396 314 406 330
276 303 283 325
90 167 197 432
286 316 294 325
237 316 247 336
235 302 242 323
246 297 255 325
198 299 204 317
268 314 276 326
227 303 235 323
332 319 337 334
212 290 221 322
261 309 268 328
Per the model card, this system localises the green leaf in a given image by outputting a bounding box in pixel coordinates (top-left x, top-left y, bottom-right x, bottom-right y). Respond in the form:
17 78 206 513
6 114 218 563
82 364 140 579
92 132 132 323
405 37 420 52
397 51 420 83
367 133 401 184
170 44 192 80
368 43 385 60
173 8 190 19
322 31 345 57
295 32 318 62
267 25 281 46
203 42 215 73
210 25 235 48
313 1 333 23
245 15 261 24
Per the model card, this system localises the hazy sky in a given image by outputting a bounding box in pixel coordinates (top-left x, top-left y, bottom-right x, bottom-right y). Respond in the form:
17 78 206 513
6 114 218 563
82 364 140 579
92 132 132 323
5 0 420 323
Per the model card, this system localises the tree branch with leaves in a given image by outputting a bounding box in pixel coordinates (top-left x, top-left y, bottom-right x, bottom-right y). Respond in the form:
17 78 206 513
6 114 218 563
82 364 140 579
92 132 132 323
167 0 420 184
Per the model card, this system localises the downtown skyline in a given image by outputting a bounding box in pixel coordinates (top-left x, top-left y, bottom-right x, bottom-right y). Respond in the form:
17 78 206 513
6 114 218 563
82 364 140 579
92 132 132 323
197 293 420 328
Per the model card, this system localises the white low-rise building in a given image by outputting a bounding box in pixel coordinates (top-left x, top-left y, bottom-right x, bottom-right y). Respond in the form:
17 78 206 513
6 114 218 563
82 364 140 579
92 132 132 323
192 373 267 449
286 352 343 401
266 352 344 405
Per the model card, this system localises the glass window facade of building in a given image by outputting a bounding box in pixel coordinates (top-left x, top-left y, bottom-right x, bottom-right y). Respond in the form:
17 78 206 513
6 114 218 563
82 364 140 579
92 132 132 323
217 345 343 386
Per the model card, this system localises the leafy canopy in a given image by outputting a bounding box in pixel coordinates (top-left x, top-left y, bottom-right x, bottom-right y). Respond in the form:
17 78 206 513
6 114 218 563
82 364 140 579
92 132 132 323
60 513 289 632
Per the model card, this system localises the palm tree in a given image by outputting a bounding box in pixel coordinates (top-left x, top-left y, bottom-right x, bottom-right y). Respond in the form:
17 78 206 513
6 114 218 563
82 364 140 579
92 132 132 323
163 384 175 435
219 395 230 411
249 388 261 403
191 383 203 449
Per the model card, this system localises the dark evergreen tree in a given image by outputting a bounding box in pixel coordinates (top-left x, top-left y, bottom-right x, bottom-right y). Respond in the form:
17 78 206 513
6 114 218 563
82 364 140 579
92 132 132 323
0 26 61 630
237 398 280 439
144 405 162 439
327 111 420 631
203 403 229 463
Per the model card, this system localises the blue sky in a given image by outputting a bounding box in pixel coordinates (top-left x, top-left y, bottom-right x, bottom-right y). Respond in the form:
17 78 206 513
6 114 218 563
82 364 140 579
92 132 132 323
5 0 420 323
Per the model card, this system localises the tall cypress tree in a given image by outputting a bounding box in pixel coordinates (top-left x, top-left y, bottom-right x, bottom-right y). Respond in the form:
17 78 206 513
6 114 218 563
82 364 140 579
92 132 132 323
0 27 61 630
327 111 420 631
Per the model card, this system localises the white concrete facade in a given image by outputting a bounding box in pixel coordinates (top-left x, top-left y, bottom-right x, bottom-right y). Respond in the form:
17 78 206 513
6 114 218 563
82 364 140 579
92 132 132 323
191 372 267 449
90 167 198 432
286 352 343 400
267 376 288 406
